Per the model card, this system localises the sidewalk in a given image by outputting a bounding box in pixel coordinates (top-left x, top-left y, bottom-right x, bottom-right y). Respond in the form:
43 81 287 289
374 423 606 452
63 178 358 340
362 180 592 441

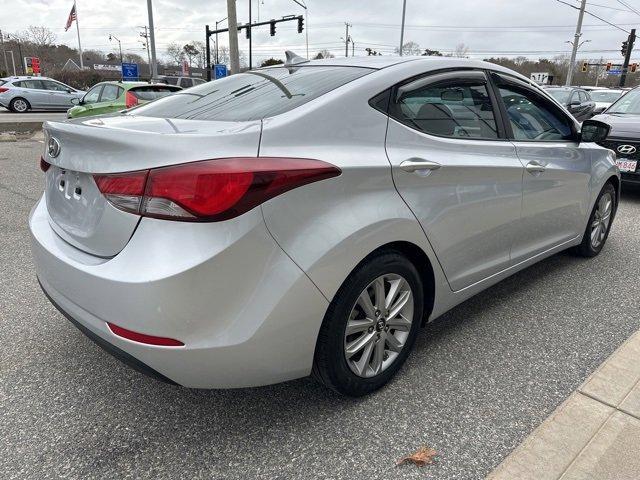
487 330 640 480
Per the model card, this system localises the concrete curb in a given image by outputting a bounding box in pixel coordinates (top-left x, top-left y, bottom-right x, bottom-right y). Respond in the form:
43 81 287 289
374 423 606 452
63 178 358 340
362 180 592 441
487 330 640 480
0 121 44 133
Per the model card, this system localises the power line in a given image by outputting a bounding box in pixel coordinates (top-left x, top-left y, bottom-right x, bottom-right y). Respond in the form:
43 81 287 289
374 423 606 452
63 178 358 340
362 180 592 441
557 0 631 33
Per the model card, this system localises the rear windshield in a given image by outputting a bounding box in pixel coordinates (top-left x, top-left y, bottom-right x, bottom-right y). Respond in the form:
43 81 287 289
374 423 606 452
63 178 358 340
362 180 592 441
131 66 373 121
590 90 623 102
0 79 6 87
131 86 180 101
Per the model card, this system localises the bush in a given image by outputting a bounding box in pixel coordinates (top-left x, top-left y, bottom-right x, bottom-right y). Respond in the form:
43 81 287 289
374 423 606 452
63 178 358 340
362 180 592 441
47 69 109 90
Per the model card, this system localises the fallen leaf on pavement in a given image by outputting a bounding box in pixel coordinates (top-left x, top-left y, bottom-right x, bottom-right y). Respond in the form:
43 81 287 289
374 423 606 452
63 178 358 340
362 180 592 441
396 446 437 467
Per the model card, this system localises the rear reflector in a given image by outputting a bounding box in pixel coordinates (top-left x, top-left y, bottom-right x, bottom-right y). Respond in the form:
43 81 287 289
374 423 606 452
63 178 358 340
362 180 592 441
107 322 184 347
93 157 341 222
40 156 50 172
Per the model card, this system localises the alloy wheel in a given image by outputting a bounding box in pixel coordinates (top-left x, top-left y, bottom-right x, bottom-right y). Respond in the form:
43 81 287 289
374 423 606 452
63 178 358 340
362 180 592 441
591 192 613 249
343 274 414 378
12 99 28 113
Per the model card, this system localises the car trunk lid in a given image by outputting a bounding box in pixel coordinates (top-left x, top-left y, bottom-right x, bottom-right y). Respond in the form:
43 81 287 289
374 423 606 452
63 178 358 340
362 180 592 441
42 115 262 257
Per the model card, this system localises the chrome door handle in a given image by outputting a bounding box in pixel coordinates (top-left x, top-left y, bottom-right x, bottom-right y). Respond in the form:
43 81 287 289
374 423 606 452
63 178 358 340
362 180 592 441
400 158 442 173
526 161 546 174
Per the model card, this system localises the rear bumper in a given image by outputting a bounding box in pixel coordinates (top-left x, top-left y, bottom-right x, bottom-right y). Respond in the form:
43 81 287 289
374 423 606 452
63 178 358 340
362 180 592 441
29 196 329 388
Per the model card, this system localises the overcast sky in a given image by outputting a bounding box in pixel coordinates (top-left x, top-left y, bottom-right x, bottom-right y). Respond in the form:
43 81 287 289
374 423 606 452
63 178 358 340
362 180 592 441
7 0 640 64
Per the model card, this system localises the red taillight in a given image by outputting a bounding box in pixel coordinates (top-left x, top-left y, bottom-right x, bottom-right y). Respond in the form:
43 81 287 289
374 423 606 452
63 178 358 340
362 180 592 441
107 322 184 347
40 156 50 172
93 157 340 221
125 91 139 108
0 87 9 93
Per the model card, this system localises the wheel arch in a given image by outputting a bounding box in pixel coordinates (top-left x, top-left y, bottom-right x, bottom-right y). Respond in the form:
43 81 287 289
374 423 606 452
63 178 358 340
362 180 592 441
10 96 31 112
349 241 436 326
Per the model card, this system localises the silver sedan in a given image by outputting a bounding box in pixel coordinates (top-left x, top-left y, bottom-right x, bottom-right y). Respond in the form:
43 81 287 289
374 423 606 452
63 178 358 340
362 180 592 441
0 76 84 112
30 54 619 396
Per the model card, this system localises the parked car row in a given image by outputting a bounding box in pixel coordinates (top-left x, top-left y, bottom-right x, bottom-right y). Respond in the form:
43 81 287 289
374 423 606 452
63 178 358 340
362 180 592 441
543 85 626 121
0 75 191 116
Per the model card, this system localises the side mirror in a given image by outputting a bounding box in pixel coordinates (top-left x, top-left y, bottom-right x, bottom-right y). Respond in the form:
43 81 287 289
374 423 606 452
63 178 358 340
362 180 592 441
70 97 80 105
570 100 581 107
580 119 610 143
66 88 73 93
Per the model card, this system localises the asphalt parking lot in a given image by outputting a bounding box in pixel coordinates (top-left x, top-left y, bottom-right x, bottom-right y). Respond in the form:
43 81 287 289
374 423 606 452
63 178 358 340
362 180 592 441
2 137 640 480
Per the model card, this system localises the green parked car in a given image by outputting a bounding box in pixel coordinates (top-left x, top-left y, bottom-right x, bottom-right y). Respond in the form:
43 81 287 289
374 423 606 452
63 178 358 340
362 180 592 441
67 81 181 119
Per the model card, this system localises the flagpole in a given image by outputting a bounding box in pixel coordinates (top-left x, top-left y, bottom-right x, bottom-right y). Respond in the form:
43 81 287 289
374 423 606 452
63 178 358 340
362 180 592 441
74 1 84 68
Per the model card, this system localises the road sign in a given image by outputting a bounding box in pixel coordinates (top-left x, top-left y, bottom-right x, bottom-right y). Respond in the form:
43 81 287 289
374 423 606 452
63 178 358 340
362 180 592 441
213 64 228 80
530 72 550 84
608 69 622 75
121 62 139 80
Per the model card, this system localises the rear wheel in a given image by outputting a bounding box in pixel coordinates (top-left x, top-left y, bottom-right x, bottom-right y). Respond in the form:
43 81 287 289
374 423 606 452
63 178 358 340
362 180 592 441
574 182 616 257
9 97 30 113
312 250 423 396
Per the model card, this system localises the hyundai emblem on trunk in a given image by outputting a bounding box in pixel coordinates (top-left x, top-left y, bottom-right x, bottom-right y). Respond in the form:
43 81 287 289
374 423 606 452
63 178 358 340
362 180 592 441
617 144 636 155
48 137 61 158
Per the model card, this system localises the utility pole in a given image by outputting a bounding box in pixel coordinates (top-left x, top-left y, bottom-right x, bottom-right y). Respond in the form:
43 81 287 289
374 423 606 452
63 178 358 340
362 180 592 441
227 0 240 74
620 28 636 87
0 30 7 76
248 0 252 70
352 39 355 57
399 0 407 56
146 0 158 79
566 0 586 86
139 26 152 76
344 23 351 57
595 56 603 87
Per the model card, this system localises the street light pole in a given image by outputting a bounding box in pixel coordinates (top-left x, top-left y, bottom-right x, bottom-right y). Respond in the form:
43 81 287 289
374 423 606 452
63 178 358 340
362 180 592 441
399 0 407 56
109 34 123 64
215 17 227 64
566 0 586 86
146 0 158 79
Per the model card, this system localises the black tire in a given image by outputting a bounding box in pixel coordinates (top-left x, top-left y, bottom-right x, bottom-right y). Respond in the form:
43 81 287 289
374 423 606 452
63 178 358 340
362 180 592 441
9 97 30 113
312 250 424 397
573 182 617 257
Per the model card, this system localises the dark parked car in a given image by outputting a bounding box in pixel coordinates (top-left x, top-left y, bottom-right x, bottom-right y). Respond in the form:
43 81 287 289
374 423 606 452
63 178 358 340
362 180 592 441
593 87 640 185
545 86 595 121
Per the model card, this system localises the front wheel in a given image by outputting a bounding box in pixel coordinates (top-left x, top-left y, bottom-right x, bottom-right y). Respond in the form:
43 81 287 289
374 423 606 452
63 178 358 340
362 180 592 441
312 250 424 397
574 182 616 257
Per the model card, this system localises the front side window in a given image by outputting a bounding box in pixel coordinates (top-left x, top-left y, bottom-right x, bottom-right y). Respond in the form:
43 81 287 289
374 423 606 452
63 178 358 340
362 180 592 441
132 66 373 121
389 72 499 139
100 84 120 102
42 80 69 92
495 76 574 141
83 85 103 104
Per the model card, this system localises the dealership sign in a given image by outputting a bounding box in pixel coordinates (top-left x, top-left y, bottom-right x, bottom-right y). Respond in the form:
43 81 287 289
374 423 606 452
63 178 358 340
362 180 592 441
530 72 550 84
93 64 122 72
24 57 41 76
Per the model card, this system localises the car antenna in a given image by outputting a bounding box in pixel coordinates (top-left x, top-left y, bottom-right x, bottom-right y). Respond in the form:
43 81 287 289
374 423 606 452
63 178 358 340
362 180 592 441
284 50 309 73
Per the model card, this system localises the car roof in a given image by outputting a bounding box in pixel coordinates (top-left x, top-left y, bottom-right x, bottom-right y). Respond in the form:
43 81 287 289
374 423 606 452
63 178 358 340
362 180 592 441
3 76 53 81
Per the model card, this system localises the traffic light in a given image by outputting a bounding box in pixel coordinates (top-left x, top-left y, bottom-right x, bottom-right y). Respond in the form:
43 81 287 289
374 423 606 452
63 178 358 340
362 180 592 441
622 40 629 56
297 17 304 34
270 21 276 36
632 63 638 73
606 62 612 71
581 61 588 72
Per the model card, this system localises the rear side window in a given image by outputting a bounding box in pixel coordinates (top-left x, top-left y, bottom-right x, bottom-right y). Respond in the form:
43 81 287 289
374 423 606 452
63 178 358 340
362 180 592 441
132 66 373 121
389 71 499 139
130 86 179 101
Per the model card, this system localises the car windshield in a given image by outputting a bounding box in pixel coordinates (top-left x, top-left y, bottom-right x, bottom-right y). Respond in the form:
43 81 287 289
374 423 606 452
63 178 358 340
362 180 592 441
590 90 623 102
546 89 572 103
131 66 373 121
606 89 640 114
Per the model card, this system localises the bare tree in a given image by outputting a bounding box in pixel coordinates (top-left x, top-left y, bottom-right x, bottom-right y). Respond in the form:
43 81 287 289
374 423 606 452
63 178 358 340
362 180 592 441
452 43 470 58
314 49 334 59
22 26 56 47
395 41 422 56
192 41 207 68
165 42 184 66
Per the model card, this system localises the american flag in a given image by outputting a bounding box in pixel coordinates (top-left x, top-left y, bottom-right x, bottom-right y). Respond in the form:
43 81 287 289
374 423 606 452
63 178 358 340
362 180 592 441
64 3 77 32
